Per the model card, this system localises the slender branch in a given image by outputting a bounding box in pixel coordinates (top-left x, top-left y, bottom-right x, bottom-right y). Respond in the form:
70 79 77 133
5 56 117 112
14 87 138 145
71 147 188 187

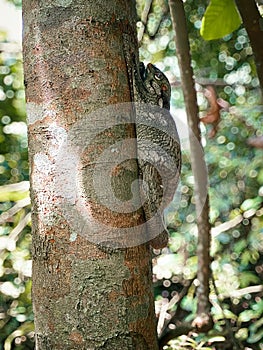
0 181 29 193
212 205 263 236
157 278 194 337
0 197 31 225
168 0 213 331
219 284 263 299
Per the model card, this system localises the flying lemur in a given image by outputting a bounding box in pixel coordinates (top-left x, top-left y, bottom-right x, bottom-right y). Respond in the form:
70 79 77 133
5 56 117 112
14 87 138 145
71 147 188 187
134 61 181 249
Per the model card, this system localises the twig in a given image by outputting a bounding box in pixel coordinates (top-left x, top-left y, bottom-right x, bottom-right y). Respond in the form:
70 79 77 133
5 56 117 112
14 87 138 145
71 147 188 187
157 278 194 337
0 181 29 193
137 0 153 43
212 205 263 236
0 212 31 256
0 197 31 224
219 284 263 299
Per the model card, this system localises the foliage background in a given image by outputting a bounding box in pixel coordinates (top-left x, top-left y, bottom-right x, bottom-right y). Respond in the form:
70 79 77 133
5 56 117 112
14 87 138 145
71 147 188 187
0 0 262 349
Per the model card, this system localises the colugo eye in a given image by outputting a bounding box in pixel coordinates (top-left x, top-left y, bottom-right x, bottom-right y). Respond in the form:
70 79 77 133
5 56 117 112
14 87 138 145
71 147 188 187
154 72 163 80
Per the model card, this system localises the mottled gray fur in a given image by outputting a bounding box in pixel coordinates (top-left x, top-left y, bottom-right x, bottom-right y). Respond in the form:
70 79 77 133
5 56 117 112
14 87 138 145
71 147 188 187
134 62 181 249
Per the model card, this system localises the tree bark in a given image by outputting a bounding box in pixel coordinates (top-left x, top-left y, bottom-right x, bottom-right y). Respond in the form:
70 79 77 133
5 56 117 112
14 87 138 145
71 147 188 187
168 0 213 332
235 0 263 90
23 1 158 349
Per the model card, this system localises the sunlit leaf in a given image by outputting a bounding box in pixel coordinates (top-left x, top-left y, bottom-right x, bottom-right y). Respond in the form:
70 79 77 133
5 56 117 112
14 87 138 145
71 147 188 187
206 336 226 343
201 0 242 40
235 327 248 340
249 316 263 333
247 328 263 344
240 197 262 211
222 309 238 320
239 309 254 323
239 271 260 288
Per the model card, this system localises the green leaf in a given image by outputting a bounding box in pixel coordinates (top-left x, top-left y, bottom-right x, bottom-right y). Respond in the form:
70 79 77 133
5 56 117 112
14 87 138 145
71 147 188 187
240 196 262 211
239 271 260 288
206 336 226 343
247 328 263 344
201 0 242 40
235 327 248 341
238 309 254 323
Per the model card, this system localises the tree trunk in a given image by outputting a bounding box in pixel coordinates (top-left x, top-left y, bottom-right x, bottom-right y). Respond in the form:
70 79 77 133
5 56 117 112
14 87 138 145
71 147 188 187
23 1 158 349
168 0 213 332
235 0 263 90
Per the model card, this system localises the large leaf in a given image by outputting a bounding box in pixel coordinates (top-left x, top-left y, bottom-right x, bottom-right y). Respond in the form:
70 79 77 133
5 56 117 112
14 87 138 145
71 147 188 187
201 0 242 40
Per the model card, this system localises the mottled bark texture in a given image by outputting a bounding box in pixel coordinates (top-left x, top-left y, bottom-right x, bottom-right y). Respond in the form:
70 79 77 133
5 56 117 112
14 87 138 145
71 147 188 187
23 1 158 349
168 0 213 331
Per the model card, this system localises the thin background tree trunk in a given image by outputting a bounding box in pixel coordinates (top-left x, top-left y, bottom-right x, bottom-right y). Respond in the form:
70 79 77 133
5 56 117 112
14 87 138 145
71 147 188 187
235 0 263 90
23 1 158 349
168 0 213 331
